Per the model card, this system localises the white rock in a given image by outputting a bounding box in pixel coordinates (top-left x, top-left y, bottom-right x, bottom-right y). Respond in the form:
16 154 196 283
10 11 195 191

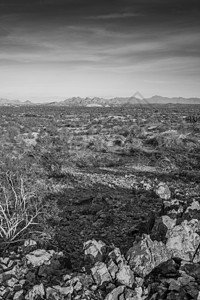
53 285 73 296
105 286 125 300
127 234 172 277
166 219 200 261
197 291 200 300
91 262 112 286
63 274 72 281
46 287 62 300
156 182 171 200
24 239 37 247
25 283 45 300
7 277 18 287
108 247 134 288
83 239 106 262
26 249 55 267
162 215 176 230
13 290 24 300
116 264 135 288
107 260 118 280
0 257 9 265
186 200 200 212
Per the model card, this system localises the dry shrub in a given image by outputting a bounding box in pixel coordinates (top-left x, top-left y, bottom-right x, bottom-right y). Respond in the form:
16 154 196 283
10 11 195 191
0 172 42 245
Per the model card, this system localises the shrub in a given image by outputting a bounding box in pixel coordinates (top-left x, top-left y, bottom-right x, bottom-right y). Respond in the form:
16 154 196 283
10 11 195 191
0 172 42 246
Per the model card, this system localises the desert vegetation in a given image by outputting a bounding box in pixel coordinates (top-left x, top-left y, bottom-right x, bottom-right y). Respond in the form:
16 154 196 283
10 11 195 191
0 104 200 299
0 104 200 249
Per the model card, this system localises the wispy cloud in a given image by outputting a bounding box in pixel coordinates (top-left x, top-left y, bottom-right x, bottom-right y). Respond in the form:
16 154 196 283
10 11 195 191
0 0 199 98
88 12 141 19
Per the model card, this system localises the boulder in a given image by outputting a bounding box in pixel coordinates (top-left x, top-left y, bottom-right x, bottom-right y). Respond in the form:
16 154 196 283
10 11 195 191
108 248 134 288
166 219 200 262
25 283 45 300
91 262 112 286
127 234 172 277
83 239 106 265
26 249 56 267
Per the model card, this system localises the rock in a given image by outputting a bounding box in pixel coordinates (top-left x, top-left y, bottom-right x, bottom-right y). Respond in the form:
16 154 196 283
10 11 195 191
198 291 200 300
162 216 177 230
186 200 200 212
184 199 200 220
104 285 125 300
26 249 57 267
91 262 112 286
150 217 168 242
156 182 171 200
166 291 181 300
25 271 36 283
166 219 200 262
107 259 119 280
178 270 195 286
24 240 37 247
37 258 61 277
0 288 12 299
83 239 106 265
6 277 18 287
116 264 134 288
162 199 184 218
52 285 73 296
106 283 116 293
127 234 172 277
108 248 134 288
25 283 45 300
78 274 94 289
63 274 72 281
0 257 10 265
127 287 145 300
13 290 24 300
70 276 83 292
46 287 62 300
180 262 200 281
168 278 181 291
153 259 180 278
157 282 168 298
184 281 200 298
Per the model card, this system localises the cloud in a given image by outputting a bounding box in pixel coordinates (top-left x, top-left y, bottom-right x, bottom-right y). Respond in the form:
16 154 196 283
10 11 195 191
88 12 141 19
0 0 199 98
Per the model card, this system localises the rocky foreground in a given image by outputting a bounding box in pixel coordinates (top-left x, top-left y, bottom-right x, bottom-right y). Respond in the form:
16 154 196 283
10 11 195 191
1 183 200 299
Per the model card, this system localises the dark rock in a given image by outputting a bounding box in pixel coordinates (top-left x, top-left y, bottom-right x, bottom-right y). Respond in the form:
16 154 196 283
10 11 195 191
162 199 184 219
146 259 180 288
150 217 168 242
181 263 200 282
157 282 168 298
184 281 200 299
25 271 36 284
182 200 200 221
166 291 181 300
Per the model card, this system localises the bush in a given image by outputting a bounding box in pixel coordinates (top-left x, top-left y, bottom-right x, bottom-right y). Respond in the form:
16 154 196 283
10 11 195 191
0 172 42 246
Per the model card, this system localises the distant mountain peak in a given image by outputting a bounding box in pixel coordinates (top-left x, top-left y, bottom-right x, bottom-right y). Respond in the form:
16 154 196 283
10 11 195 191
0 95 199 106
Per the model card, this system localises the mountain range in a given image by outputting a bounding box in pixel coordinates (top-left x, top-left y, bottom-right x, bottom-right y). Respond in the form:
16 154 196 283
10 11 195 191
0 96 200 106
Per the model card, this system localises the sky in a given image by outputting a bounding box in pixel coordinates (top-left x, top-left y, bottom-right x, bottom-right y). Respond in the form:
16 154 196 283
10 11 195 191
0 0 200 102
